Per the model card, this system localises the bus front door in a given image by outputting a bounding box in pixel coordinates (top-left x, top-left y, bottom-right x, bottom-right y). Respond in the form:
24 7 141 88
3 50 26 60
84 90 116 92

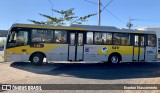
69 32 84 61
133 35 145 61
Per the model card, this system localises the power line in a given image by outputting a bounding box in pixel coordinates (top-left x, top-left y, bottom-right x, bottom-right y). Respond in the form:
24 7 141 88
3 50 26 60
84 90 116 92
104 9 126 24
100 0 125 25
134 19 160 22
83 0 114 12
83 0 97 5
101 0 114 12
83 0 125 25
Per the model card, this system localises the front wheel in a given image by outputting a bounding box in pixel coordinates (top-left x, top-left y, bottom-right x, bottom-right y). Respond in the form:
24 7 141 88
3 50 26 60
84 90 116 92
31 53 44 65
108 55 120 64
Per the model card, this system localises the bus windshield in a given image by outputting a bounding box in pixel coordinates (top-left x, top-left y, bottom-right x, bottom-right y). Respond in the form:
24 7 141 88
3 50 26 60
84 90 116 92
7 30 28 47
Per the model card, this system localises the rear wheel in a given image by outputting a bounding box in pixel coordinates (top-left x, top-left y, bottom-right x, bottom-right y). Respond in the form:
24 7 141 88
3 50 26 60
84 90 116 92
31 53 44 65
109 54 120 64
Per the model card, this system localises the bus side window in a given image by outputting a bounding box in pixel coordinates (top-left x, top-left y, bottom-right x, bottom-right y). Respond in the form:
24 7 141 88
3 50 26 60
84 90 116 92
140 36 144 46
54 30 67 43
32 29 53 43
148 35 156 47
135 41 138 46
86 32 93 44
113 33 130 45
134 35 139 46
78 33 83 46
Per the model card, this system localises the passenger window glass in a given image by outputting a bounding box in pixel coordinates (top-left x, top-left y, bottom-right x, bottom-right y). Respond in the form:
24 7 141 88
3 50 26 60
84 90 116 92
134 35 139 46
87 32 93 44
113 33 130 45
148 35 156 46
94 32 102 44
78 33 83 46
94 32 112 45
54 30 67 43
106 33 112 44
158 38 160 47
70 33 75 46
32 29 53 43
140 36 144 46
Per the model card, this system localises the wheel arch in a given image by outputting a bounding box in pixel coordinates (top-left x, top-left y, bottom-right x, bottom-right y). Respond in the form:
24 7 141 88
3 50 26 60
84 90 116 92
29 51 46 62
108 52 122 62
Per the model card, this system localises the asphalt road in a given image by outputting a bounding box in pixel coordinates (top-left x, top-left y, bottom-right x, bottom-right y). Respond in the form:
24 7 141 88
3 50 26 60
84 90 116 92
1 62 160 93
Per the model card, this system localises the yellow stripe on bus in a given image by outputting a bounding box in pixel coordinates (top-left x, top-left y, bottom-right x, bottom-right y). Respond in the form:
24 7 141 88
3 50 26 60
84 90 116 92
97 45 143 55
6 44 65 54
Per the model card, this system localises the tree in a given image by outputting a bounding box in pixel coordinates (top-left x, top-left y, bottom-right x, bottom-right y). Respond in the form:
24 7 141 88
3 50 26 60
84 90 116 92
29 8 96 25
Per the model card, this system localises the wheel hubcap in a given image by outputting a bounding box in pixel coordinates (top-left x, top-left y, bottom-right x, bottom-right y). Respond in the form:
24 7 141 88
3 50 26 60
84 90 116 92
111 56 118 63
33 56 39 63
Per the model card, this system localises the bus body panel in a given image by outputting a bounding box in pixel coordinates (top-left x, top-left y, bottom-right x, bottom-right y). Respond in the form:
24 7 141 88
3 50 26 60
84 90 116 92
6 44 68 61
145 46 157 61
76 46 83 61
133 47 145 61
83 45 108 61
83 45 133 62
139 48 145 61
45 44 68 61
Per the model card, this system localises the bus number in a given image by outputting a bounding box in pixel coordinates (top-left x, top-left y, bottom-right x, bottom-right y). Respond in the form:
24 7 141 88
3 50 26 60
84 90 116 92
30 44 44 48
112 46 119 50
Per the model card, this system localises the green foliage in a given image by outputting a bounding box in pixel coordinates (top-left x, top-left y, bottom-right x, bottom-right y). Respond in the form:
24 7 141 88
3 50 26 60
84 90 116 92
28 20 46 24
29 8 96 25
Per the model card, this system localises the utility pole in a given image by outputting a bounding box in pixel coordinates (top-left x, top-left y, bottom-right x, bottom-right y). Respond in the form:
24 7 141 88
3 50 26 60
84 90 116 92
98 0 101 26
126 17 134 29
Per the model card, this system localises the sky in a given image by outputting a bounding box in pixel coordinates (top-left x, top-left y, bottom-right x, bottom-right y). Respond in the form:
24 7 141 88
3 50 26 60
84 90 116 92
1 0 160 30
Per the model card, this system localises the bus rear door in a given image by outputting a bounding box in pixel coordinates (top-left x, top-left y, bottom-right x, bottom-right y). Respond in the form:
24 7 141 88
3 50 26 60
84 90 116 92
133 35 145 61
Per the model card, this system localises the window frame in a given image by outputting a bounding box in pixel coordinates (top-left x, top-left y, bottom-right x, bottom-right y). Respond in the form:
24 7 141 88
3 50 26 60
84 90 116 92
112 32 131 46
86 31 94 45
94 31 113 45
54 30 68 44
31 29 54 43
86 31 132 46
7 27 30 48
147 34 157 47
30 29 68 44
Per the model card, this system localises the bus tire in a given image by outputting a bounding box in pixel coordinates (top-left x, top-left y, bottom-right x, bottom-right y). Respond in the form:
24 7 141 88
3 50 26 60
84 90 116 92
31 53 44 66
108 54 121 64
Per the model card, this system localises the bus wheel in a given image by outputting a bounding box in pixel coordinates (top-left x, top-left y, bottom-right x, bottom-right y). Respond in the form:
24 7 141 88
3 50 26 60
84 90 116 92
109 54 120 64
31 53 44 65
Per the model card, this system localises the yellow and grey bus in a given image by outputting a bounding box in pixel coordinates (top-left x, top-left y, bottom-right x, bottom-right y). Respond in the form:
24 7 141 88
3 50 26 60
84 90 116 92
4 24 157 65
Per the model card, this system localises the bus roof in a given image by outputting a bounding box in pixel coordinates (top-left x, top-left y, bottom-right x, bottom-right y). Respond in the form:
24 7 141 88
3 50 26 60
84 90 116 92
11 23 156 35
